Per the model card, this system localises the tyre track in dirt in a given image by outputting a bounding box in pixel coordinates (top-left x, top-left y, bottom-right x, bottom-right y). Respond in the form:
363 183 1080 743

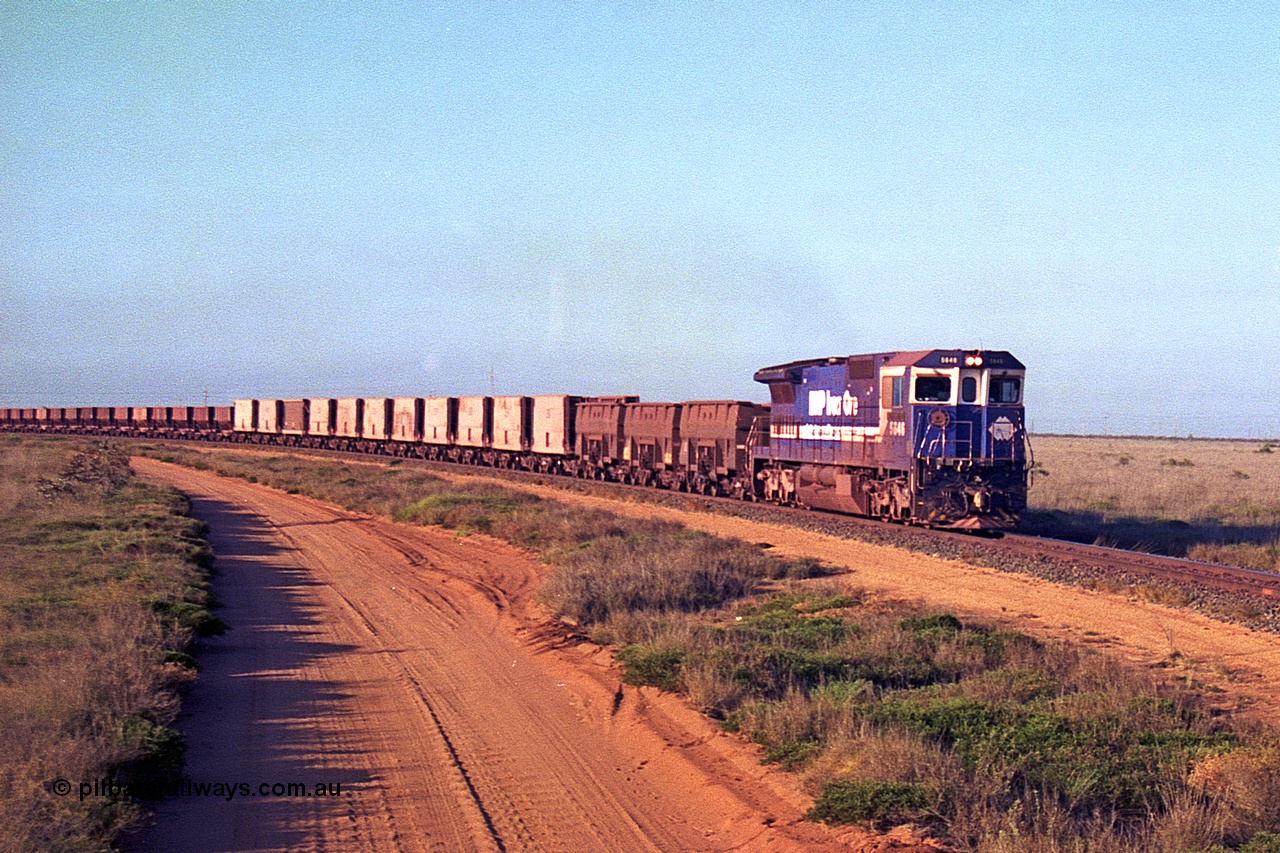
124 458 865 853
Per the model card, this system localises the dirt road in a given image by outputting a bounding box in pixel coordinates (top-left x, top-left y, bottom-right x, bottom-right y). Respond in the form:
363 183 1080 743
124 459 878 853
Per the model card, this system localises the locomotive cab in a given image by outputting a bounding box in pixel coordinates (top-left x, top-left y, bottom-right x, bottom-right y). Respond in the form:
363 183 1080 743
903 352 1028 527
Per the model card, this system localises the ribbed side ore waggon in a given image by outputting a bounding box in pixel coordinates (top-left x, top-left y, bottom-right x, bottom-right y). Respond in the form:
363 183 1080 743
622 402 681 486
281 400 309 436
456 396 492 450
492 396 532 454
212 406 233 431
363 398 393 442
423 397 457 446
257 400 283 436
574 396 634 478
233 399 256 433
308 399 336 438
335 398 363 439
392 398 424 443
531 395 579 457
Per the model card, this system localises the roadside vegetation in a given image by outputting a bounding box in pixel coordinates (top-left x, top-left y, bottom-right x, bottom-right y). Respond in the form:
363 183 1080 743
0 436 217 853
135 443 1280 852
1026 436 1280 574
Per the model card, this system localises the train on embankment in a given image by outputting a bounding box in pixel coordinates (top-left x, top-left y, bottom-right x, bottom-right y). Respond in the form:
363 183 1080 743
1 350 1030 529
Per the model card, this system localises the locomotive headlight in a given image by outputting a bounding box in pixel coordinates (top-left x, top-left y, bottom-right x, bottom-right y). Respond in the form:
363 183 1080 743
964 355 984 367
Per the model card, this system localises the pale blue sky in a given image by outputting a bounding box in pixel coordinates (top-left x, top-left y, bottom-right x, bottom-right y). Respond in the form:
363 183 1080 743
3 2 1278 436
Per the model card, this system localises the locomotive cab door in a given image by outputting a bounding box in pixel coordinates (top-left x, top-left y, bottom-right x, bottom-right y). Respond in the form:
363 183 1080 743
959 370 983 407
878 369 908 459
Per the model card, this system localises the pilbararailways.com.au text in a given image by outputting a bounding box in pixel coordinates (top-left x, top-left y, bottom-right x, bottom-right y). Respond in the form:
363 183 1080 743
49 777 344 801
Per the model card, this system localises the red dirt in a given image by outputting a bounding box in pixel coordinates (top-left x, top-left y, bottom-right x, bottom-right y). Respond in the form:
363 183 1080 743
125 459 946 853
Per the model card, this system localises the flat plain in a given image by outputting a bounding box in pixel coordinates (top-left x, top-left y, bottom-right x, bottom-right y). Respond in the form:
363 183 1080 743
1023 435 1280 572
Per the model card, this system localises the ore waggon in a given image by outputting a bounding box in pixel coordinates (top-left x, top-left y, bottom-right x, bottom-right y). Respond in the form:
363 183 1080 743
0 349 1029 529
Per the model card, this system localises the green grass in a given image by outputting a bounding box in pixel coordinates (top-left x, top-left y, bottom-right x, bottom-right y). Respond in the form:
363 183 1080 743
0 438 215 853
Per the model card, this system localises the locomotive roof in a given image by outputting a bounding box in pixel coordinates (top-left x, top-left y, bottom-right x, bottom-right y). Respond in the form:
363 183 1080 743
754 350 1023 384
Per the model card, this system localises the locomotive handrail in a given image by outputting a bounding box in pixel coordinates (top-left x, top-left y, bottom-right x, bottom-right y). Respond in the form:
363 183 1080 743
917 419 973 460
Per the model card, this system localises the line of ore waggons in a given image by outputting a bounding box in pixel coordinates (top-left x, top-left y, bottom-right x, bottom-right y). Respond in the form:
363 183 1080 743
2 350 1030 530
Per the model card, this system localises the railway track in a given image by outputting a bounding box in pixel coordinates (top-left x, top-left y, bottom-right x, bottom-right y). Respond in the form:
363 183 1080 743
993 533 1280 602
9 428 1280 618
227 440 1280 611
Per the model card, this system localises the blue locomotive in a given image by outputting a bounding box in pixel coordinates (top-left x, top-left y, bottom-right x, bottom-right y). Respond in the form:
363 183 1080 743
748 350 1028 529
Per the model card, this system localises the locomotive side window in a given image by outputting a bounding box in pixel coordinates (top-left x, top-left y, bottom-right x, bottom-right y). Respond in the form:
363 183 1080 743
880 375 905 408
989 377 1021 404
914 376 951 403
